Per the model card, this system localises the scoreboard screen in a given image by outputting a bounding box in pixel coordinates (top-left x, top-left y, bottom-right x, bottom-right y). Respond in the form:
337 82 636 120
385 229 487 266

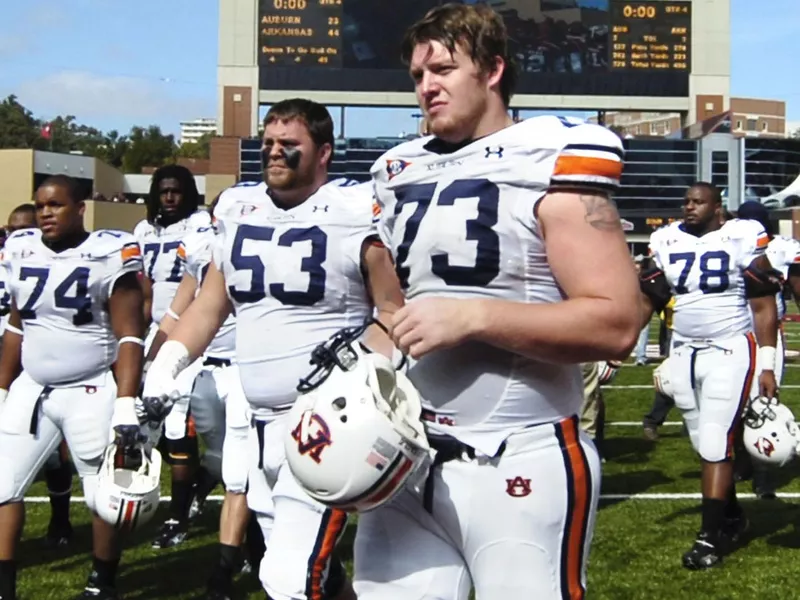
609 2 691 70
258 0 693 98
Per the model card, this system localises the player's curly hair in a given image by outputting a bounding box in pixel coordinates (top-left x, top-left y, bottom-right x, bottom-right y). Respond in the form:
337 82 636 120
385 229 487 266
146 164 200 225
401 2 518 107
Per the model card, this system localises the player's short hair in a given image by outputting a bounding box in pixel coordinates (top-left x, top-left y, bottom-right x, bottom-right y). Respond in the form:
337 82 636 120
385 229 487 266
37 175 84 204
263 98 335 164
401 3 518 107
9 203 36 220
147 164 200 225
688 181 722 204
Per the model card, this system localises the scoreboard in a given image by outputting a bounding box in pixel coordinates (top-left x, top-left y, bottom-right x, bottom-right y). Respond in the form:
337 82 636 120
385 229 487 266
609 2 691 71
257 0 694 98
259 0 343 67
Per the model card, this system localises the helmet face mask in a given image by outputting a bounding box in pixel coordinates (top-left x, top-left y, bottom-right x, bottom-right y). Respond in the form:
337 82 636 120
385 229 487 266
743 396 800 467
285 319 430 513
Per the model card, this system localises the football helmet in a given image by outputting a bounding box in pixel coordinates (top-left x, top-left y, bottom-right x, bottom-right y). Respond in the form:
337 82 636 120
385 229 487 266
653 356 674 398
93 442 162 530
284 318 430 513
743 396 800 466
597 360 622 385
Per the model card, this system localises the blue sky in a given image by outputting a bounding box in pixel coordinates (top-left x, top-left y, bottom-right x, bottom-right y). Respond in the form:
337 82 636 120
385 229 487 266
0 0 798 139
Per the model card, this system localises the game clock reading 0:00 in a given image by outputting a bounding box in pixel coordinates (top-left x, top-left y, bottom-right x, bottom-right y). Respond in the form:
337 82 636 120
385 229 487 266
272 0 307 9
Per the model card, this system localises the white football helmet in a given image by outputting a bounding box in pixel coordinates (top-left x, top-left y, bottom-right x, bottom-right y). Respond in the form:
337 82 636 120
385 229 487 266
743 396 800 466
93 442 162 530
653 356 674 398
597 360 622 385
284 322 430 513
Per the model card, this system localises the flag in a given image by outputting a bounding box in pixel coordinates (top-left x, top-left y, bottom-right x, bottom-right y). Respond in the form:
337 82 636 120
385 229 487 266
40 123 52 139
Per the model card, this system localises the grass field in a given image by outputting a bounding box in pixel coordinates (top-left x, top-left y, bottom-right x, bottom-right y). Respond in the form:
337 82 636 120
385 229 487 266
15 318 800 599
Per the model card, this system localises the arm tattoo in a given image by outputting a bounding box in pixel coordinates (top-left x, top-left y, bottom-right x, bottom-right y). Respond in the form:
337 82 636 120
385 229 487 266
580 194 622 231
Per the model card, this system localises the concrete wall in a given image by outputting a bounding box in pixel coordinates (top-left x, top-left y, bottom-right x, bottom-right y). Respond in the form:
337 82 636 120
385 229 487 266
93 159 125 198
83 200 146 233
0 150 34 220
205 173 238 206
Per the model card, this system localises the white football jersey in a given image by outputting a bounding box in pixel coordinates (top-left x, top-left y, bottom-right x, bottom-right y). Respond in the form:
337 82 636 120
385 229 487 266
134 210 212 324
1 229 143 386
649 218 768 342
372 115 625 455
179 226 236 360
213 180 376 415
765 235 800 320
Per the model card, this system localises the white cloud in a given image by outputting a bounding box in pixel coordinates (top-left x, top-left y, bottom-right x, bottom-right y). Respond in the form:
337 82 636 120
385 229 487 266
16 70 215 127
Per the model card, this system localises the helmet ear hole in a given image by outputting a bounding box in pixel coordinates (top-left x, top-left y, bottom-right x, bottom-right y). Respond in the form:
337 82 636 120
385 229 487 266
332 397 347 410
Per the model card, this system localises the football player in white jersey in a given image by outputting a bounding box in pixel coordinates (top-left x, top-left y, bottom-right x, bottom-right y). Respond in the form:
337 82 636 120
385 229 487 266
363 5 641 599
640 183 780 569
0 204 77 548
147 196 253 599
134 164 215 549
0 175 146 600
144 98 404 600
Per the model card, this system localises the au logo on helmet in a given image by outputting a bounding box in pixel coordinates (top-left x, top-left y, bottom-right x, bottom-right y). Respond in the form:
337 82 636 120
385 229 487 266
291 410 333 464
754 437 775 458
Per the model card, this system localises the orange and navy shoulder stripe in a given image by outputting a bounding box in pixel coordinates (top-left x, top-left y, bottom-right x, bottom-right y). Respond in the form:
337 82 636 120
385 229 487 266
120 242 142 265
555 415 593 600
551 142 624 192
755 231 769 251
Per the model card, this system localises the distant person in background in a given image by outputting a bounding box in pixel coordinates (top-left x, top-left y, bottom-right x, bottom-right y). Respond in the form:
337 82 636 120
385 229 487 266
634 256 650 365
2 203 75 547
642 296 677 442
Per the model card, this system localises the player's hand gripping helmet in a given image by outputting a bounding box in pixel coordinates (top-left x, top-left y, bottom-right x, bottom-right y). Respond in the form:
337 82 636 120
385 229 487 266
93 441 162 530
284 318 430 513
653 356 674 398
743 396 800 466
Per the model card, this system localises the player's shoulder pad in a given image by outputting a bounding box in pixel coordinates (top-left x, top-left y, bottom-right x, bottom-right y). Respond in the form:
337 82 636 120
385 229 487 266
648 220 680 245
215 182 268 222
133 218 153 238
320 179 376 223
180 226 214 259
3 228 41 257
369 136 434 183
186 209 212 230
547 117 624 191
85 230 142 261
726 218 769 246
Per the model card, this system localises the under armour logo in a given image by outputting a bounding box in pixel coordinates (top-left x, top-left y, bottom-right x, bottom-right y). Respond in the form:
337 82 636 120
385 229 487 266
505 476 532 497
485 146 504 158
313 205 329 212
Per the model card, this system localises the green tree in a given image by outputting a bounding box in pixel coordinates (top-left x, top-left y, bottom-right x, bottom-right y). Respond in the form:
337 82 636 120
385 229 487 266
0 95 40 149
176 132 213 160
122 125 177 174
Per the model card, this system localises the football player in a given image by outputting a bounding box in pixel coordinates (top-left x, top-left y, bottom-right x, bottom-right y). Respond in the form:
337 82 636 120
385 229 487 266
363 4 640 599
147 196 252 599
640 183 780 568
144 98 404 600
135 165 215 549
0 175 146 599
0 203 76 547
734 200 800 498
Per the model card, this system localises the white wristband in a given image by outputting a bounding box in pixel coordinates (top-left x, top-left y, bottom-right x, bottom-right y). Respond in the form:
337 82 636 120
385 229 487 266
119 336 145 347
4 323 22 336
166 308 181 321
759 346 776 371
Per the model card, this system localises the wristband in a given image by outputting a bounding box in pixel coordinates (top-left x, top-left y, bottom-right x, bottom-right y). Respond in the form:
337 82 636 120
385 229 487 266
153 340 191 379
759 346 776 371
166 308 181 321
119 336 145 347
4 323 22 336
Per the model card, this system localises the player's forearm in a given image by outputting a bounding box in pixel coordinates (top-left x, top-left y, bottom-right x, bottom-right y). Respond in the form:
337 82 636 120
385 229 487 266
115 343 143 398
0 332 22 390
469 297 639 363
168 295 230 361
749 296 778 350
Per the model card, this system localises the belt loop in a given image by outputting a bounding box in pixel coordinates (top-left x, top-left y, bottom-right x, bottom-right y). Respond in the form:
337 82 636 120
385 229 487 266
255 420 266 471
29 386 52 436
